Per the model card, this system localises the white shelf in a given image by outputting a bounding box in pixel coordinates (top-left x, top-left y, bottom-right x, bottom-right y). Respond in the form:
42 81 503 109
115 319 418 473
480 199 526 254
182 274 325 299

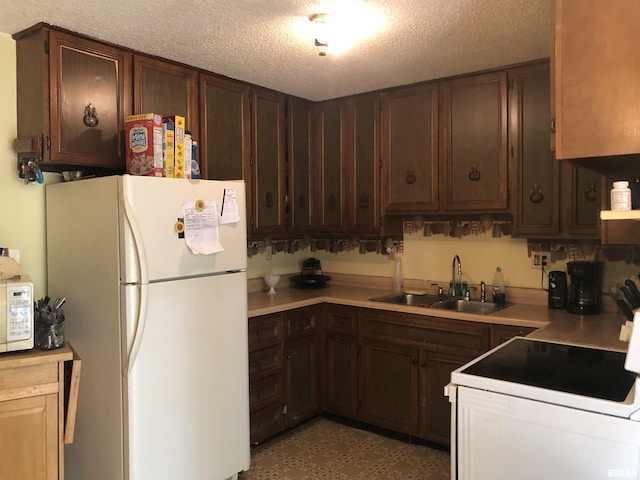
600 210 640 221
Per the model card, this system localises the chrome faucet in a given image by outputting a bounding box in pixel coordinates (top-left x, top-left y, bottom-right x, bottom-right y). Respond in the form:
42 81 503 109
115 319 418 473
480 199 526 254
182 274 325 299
450 255 462 296
480 281 486 302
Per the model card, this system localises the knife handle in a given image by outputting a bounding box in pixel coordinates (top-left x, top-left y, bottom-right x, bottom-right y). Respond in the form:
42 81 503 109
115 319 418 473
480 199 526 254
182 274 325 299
618 298 634 321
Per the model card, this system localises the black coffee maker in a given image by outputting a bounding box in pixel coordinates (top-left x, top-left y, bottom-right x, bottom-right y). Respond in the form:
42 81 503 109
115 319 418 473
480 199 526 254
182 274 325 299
567 261 603 315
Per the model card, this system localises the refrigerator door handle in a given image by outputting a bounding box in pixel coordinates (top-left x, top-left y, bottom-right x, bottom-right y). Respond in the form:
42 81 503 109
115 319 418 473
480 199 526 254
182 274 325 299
123 283 149 377
119 187 149 285
120 190 150 376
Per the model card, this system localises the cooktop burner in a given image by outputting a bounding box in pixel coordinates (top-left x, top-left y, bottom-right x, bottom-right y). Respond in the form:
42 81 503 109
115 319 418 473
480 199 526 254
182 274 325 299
460 338 636 402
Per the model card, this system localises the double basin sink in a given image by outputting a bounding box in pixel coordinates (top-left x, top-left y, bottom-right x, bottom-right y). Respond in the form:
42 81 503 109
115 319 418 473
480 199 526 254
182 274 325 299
370 292 510 315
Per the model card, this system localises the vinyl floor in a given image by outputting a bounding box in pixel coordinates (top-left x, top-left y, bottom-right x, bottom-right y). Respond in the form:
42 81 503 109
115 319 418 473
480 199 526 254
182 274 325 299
239 417 451 480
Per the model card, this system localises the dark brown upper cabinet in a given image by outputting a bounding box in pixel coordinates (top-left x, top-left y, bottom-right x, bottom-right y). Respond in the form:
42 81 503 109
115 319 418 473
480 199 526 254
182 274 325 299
509 62 560 237
15 25 132 171
250 87 287 236
314 99 347 235
287 98 314 235
133 54 199 136
347 93 383 235
439 71 509 212
199 73 251 182
380 83 439 214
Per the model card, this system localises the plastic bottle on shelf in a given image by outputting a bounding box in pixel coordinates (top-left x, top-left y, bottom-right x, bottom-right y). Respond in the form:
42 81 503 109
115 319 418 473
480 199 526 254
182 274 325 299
393 258 403 293
611 181 632 211
492 267 506 305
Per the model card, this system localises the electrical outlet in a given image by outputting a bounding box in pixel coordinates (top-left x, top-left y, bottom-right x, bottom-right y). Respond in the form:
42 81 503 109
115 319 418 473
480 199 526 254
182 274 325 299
531 251 549 270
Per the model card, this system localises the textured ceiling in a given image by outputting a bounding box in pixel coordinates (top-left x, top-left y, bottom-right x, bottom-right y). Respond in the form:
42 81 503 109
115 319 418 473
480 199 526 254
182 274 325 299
0 0 550 101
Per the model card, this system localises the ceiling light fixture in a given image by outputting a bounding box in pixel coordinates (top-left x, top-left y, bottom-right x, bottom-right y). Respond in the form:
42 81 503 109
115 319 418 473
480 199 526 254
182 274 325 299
309 13 331 56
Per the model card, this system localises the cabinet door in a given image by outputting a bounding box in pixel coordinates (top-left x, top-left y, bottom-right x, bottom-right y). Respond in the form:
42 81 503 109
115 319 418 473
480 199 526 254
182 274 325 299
0 394 58 480
440 71 508 211
324 334 359 418
421 351 472 445
359 338 420 435
199 74 251 182
560 163 603 238
380 83 439 213
348 93 382 234
314 100 347 234
45 30 131 169
284 336 318 427
553 0 640 164
251 88 287 236
133 55 199 135
288 98 314 234
509 63 560 237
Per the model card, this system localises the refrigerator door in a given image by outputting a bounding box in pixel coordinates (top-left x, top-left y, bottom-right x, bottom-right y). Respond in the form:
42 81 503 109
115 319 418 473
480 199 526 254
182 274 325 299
123 271 250 479
119 175 247 284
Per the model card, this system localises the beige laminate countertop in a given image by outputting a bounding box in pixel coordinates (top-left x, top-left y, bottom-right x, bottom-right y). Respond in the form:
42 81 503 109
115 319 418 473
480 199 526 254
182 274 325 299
248 284 630 352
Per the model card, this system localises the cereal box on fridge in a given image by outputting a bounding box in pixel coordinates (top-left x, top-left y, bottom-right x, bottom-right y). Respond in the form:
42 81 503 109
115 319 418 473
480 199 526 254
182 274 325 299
163 115 185 178
125 113 163 176
163 122 175 178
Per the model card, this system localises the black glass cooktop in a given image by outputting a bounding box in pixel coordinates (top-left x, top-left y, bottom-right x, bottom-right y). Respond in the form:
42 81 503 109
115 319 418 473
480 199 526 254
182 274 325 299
460 338 637 402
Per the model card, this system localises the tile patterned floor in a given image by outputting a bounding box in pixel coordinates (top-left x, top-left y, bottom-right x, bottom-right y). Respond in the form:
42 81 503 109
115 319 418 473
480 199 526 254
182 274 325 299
239 418 451 480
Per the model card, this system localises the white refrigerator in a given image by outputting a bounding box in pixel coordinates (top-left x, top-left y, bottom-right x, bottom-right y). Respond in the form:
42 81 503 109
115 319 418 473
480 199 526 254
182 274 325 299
46 175 250 480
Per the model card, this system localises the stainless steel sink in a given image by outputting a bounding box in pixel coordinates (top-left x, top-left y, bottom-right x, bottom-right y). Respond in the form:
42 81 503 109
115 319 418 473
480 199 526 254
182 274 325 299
429 299 511 315
370 293 444 307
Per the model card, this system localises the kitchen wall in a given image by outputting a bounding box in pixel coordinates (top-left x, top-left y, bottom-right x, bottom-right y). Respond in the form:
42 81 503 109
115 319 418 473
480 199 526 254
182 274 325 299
0 32 636 301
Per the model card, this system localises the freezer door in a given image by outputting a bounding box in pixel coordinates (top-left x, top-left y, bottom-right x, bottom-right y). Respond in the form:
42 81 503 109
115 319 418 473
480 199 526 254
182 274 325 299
119 175 247 283
123 271 250 480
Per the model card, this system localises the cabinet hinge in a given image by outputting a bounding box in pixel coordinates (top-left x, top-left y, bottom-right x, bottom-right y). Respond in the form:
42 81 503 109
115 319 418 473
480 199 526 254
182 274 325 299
248 96 253 105
282 404 287 415
45 136 51 150
550 118 556 133
250 155 254 166
44 40 49 55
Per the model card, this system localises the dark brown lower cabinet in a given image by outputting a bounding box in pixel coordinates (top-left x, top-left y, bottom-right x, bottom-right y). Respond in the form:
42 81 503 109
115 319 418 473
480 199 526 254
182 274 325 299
323 305 359 418
250 304 537 446
249 306 320 443
360 338 420 435
284 307 320 428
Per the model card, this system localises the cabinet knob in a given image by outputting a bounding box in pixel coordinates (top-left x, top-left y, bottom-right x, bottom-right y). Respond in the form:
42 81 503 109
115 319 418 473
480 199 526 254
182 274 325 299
529 184 544 203
265 192 273 208
83 103 99 127
468 163 481 182
256 361 263 369
256 391 262 399
405 168 416 185
585 182 598 202
359 193 369 209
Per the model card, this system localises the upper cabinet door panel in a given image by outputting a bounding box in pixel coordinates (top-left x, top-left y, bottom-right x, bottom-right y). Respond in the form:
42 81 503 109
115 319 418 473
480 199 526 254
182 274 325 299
380 84 439 213
554 0 640 164
46 30 131 168
509 63 560 237
350 93 381 233
133 55 199 135
199 74 250 181
251 88 287 236
288 98 314 234
315 100 346 233
440 71 508 211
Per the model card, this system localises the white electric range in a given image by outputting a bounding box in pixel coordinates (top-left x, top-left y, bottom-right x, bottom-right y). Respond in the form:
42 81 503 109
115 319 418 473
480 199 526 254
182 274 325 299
448 315 640 480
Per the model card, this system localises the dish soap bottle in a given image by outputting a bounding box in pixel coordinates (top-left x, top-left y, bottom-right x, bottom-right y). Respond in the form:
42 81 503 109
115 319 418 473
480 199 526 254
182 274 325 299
393 258 403 293
492 267 506 305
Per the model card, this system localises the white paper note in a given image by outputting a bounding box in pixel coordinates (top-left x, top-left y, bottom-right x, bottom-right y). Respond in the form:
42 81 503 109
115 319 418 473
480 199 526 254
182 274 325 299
220 188 240 225
182 200 224 255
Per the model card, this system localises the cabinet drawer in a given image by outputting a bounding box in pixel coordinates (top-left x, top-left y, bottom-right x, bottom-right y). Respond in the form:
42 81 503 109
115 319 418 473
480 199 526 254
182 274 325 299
285 306 317 341
249 374 282 412
250 402 283 444
325 305 358 335
248 314 282 351
361 310 490 354
249 345 282 381
0 363 59 392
